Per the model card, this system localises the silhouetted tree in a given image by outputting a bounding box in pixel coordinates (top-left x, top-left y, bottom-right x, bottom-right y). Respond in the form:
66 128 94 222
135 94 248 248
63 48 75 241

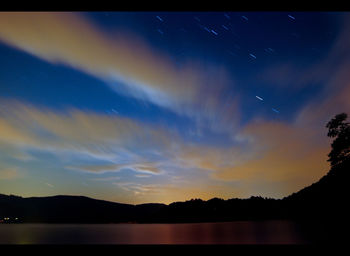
326 113 350 167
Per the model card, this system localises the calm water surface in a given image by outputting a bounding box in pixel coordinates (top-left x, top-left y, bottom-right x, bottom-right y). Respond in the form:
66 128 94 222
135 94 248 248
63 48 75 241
0 221 323 244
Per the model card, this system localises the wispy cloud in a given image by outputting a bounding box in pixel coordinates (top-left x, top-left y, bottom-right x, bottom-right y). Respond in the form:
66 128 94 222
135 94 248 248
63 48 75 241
0 12 239 134
66 163 125 173
66 162 163 175
90 176 121 182
0 98 336 199
0 99 170 153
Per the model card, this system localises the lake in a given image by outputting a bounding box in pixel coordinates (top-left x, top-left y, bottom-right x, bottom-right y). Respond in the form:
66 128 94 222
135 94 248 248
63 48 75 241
0 221 328 244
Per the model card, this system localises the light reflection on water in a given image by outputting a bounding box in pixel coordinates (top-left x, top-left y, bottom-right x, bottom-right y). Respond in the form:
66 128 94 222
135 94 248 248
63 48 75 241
0 221 311 244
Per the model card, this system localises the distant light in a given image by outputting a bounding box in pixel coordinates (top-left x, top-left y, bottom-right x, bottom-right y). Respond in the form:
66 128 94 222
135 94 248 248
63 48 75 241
288 15 296 20
242 16 248 21
156 16 163 22
256 96 264 101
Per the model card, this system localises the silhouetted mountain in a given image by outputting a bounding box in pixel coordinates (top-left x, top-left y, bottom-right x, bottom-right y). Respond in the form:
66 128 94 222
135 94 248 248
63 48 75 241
0 194 165 223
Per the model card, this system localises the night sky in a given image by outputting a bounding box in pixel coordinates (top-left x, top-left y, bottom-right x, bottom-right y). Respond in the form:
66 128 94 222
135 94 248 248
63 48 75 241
0 12 350 204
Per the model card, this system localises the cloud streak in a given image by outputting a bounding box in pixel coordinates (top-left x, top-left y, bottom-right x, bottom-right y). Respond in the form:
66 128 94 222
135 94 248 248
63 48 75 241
66 162 163 175
0 12 239 134
0 98 336 199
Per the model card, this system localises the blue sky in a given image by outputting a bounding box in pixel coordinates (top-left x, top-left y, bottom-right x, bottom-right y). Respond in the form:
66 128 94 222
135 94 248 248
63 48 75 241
0 12 349 204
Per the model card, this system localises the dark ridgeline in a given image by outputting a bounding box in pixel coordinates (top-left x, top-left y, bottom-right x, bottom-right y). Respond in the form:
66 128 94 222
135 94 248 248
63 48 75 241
0 194 165 223
0 113 349 225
